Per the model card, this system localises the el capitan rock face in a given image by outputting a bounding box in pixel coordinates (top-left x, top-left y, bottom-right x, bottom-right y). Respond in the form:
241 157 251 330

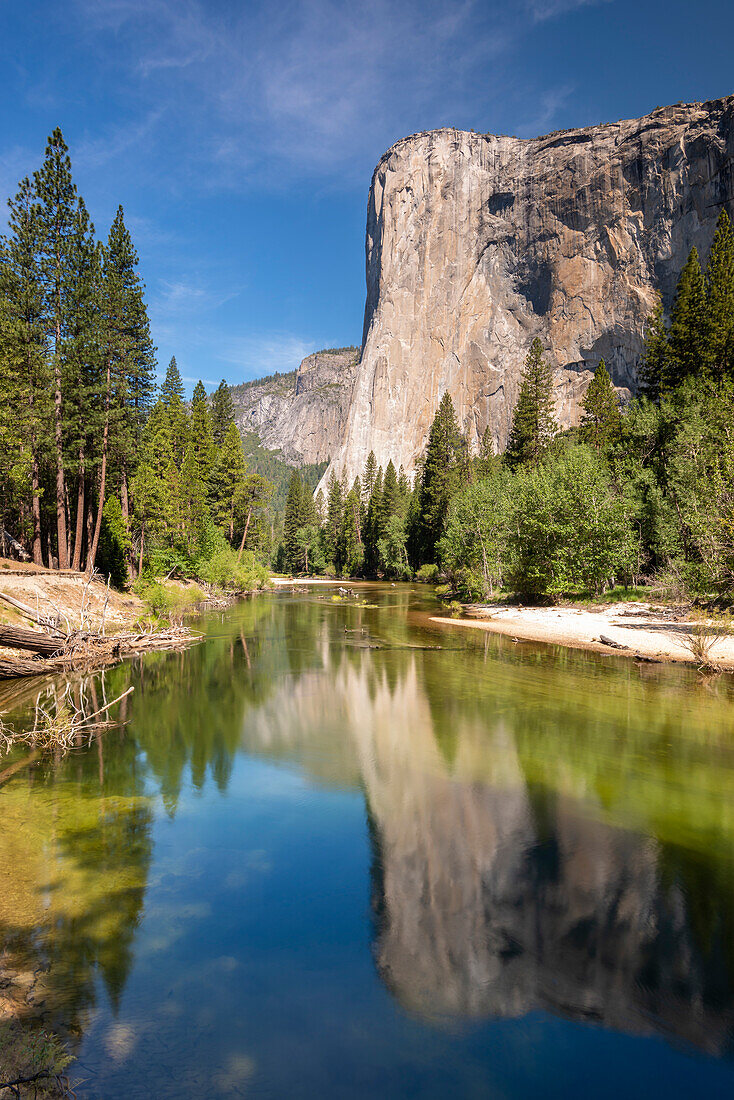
323 94 734 487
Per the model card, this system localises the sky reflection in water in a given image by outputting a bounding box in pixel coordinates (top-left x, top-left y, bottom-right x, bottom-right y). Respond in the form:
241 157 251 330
2 585 734 1098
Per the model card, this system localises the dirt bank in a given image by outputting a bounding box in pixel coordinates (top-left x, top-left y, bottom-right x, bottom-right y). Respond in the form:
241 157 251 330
431 602 734 670
0 561 144 632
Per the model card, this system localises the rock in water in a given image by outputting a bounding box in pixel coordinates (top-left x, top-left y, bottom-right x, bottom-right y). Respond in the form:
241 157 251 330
323 95 734 489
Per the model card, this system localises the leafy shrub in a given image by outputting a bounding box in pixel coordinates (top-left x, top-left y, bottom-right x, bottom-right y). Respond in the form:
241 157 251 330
416 563 440 584
132 577 205 616
196 546 269 591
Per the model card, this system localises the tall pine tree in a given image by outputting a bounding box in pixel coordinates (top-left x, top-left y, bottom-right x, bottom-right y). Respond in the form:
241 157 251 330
668 247 707 387
0 177 48 563
211 379 235 446
580 359 621 452
34 127 82 567
639 293 671 403
418 393 467 561
505 338 557 470
704 208 734 380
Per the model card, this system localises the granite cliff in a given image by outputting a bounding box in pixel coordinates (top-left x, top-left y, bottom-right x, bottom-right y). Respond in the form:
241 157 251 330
322 93 734 488
230 347 359 467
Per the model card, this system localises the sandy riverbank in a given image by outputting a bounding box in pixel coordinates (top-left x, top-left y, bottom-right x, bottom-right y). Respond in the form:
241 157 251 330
431 602 734 670
270 577 356 586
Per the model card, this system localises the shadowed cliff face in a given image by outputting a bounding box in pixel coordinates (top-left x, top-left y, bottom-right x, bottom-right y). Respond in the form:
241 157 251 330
323 95 734 487
237 624 734 1056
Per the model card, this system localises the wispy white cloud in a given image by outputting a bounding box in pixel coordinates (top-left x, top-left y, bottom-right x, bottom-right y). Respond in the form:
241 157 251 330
525 0 611 22
152 278 243 318
516 84 575 137
217 333 317 376
71 0 598 193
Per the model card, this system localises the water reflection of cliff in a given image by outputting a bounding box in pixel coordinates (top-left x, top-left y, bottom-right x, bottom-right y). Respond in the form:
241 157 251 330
242 635 734 1057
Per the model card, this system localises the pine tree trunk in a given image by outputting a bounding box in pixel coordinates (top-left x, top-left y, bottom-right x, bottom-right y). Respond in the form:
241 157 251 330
30 434 43 566
87 361 111 574
138 523 144 577
71 448 85 571
237 508 253 562
54 329 68 568
120 465 136 579
86 500 94 568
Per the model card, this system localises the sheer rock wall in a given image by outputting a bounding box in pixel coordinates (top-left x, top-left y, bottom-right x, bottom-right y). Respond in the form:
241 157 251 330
323 94 734 487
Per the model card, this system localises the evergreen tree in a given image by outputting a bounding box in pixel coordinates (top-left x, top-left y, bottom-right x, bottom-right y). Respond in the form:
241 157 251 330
418 392 467 561
161 356 185 405
639 293 671 403
382 460 399 519
283 472 304 571
580 359 621 452
33 127 81 567
189 381 215 478
339 486 364 575
0 177 48 563
397 466 410 498
92 207 156 574
704 208 734 380
363 450 378 502
161 356 188 462
324 472 343 566
211 422 247 542
365 467 384 573
668 247 707 387
211 380 235 447
505 338 557 470
65 199 100 571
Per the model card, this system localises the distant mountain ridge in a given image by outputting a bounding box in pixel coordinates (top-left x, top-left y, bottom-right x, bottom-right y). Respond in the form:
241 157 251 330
230 346 359 468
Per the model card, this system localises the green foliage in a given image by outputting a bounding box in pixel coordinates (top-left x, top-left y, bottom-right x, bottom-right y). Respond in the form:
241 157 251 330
669 247 707 389
507 446 635 597
704 209 734 380
580 359 621 452
439 468 512 598
417 392 468 561
416 562 440 584
505 337 557 469
132 577 206 616
0 1022 73 1092
96 495 131 587
638 293 671 403
196 545 269 591
210 379 235 446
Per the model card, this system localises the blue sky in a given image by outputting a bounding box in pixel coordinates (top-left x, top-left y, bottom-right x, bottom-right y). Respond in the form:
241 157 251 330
1 0 733 392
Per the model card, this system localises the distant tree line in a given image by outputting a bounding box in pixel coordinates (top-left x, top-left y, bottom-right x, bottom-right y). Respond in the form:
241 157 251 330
280 209 734 599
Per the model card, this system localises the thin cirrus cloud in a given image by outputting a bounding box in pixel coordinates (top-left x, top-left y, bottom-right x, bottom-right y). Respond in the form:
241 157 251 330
72 0 603 193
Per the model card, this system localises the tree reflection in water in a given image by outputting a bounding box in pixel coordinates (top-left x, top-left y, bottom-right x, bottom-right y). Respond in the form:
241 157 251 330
1 585 734 1091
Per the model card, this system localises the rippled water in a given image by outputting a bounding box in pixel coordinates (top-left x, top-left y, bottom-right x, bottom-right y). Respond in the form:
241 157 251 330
2 584 734 1098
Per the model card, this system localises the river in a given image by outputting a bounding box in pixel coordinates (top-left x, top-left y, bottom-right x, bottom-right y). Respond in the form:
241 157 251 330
1 583 734 1098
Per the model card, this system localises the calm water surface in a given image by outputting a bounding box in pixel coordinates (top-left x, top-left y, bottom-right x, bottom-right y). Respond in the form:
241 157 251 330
2 584 734 1098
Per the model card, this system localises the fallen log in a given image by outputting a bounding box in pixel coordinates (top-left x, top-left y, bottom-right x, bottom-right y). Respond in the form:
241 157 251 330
0 590 67 634
0 624 64 656
599 634 629 650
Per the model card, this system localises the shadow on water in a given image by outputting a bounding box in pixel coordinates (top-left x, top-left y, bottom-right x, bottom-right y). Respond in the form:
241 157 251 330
1 584 734 1095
